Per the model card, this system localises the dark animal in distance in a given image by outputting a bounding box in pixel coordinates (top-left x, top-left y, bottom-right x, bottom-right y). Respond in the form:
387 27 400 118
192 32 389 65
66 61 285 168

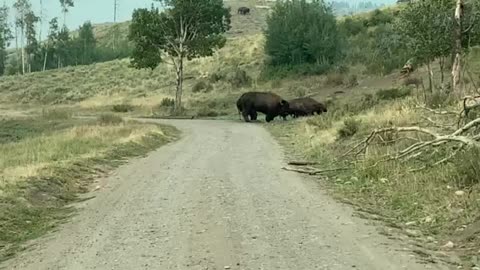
236 92 289 123
281 97 327 119
238 7 250 15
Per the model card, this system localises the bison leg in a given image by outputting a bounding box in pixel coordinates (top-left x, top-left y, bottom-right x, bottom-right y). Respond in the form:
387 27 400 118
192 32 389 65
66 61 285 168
250 111 258 121
241 110 250 122
265 114 275 122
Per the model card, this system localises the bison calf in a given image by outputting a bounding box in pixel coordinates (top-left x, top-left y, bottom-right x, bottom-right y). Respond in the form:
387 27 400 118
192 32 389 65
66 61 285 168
236 92 289 123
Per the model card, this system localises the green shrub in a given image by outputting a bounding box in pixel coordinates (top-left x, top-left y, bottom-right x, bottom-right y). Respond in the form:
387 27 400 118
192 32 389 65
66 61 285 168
338 118 361 138
260 63 331 80
97 114 124 125
376 88 411 101
160 98 175 107
112 104 134 113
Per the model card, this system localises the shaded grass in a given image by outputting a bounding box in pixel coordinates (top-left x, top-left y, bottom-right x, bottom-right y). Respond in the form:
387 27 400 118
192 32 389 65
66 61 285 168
0 117 179 261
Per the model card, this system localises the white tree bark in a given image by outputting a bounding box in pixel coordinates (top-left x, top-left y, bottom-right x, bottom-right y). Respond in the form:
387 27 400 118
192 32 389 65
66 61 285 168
452 0 463 95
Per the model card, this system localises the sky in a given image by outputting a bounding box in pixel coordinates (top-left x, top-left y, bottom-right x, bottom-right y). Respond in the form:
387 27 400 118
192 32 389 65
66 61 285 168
5 0 157 41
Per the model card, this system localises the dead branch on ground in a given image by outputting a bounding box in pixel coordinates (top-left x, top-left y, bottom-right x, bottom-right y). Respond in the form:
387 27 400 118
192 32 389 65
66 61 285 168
288 161 320 166
282 166 350 175
348 118 480 171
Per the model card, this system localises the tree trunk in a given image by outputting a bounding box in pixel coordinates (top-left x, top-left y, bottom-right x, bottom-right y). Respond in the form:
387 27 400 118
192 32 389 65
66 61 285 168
439 57 445 85
43 50 48 71
174 57 184 115
21 29 25 75
452 0 463 95
427 62 433 92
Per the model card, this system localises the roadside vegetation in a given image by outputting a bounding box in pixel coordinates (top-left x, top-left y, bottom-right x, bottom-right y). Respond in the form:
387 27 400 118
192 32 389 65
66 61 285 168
0 110 178 260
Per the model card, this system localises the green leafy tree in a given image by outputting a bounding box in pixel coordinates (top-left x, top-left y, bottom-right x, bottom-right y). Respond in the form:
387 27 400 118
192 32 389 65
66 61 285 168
75 21 96 65
42 17 59 70
128 0 231 114
59 0 74 26
396 0 454 90
25 10 39 72
264 0 342 68
0 4 13 76
367 23 409 75
56 26 71 68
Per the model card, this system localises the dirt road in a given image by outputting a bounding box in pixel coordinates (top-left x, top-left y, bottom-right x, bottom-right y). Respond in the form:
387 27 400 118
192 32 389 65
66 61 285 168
2 120 452 270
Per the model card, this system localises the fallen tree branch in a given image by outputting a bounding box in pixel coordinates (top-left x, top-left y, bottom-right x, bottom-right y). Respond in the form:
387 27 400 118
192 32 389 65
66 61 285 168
282 166 350 175
288 161 320 166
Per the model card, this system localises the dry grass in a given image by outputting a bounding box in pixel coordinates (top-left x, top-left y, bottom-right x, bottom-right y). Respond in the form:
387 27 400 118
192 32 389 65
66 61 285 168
0 119 161 184
0 115 178 260
269 95 480 265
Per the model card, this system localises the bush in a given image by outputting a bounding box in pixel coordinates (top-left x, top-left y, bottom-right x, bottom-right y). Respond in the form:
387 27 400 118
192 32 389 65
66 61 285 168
325 73 345 86
265 0 342 67
97 114 124 125
260 63 331 80
227 68 251 88
112 104 134 113
339 17 366 36
192 81 212 93
338 118 361 138
376 88 411 101
160 97 175 107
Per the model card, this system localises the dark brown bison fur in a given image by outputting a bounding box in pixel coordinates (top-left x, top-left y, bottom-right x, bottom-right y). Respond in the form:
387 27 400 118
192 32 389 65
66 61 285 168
281 97 327 119
238 7 250 15
236 92 289 122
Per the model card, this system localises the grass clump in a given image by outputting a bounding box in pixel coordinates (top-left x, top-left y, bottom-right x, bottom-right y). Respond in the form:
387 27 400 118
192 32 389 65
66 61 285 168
338 117 361 138
160 97 175 107
97 114 124 125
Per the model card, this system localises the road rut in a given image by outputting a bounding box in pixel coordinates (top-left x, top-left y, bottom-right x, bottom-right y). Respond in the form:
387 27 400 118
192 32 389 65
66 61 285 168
2 120 451 270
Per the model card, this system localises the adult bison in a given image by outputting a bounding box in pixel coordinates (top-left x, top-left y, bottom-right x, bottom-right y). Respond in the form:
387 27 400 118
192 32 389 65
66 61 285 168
236 92 289 123
238 7 250 15
281 97 327 119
